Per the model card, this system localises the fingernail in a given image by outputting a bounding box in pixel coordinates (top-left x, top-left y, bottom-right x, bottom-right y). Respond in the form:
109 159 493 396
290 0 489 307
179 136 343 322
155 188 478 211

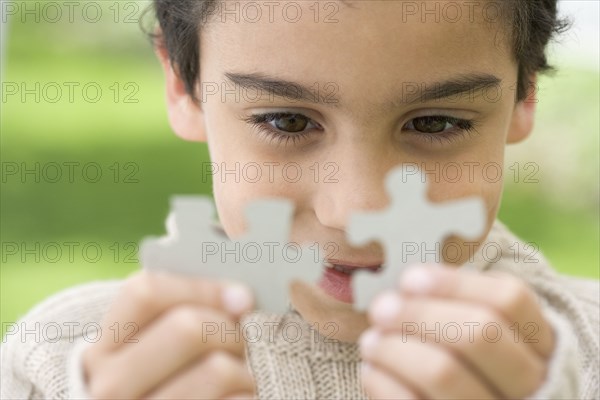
401 266 435 294
359 329 380 356
222 283 253 315
370 292 402 325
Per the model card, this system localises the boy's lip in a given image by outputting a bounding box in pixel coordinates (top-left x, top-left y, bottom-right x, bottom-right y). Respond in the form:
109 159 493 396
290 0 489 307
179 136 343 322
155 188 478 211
324 259 383 272
317 259 384 303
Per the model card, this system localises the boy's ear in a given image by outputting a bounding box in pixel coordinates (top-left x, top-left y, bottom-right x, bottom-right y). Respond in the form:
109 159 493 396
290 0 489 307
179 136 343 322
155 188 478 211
506 75 538 144
155 43 206 142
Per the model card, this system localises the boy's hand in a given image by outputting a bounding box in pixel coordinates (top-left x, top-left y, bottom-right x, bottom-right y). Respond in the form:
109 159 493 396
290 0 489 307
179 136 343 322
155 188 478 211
359 264 555 399
82 270 256 400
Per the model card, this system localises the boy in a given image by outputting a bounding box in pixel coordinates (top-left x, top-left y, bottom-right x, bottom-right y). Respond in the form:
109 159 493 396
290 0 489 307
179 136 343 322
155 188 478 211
2 1 598 399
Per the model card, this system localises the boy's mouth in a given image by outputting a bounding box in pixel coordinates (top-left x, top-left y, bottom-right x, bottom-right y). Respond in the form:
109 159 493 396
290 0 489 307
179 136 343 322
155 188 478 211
317 261 383 303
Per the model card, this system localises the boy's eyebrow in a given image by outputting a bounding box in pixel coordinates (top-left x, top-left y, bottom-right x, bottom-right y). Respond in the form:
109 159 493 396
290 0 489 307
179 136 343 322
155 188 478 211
401 73 502 105
223 71 501 108
224 72 341 105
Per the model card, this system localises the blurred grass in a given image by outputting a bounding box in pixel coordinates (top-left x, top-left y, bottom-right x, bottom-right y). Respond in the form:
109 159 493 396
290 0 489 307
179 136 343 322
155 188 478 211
499 188 599 279
1 5 598 338
1 8 213 335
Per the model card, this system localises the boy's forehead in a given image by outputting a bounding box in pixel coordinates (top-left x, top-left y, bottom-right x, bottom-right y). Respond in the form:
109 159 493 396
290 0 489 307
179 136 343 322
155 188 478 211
200 0 514 105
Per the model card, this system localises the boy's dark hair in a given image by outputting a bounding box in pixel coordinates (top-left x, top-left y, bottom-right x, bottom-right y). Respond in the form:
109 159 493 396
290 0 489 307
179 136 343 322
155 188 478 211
147 0 570 103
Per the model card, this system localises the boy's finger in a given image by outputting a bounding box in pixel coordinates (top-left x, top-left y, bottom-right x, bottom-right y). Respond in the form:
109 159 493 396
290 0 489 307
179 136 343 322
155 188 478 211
96 269 254 351
361 362 419 400
367 293 546 399
397 264 553 358
87 306 246 399
144 351 255 400
360 333 496 400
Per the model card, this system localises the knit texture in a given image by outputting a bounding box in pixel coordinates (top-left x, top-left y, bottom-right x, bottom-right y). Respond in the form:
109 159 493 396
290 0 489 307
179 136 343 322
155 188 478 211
1 220 598 399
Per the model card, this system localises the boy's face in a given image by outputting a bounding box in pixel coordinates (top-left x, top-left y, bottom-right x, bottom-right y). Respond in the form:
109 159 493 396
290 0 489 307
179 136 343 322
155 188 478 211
161 0 536 341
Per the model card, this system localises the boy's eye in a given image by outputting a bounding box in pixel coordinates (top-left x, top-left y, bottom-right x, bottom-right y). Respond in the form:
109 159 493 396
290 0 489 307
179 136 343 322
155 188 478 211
410 116 449 133
404 115 474 135
270 114 311 133
243 112 477 146
242 112 322 146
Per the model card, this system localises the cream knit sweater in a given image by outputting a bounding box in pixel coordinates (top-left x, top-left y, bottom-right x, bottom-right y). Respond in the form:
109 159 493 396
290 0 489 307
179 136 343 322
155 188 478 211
1 221 598 399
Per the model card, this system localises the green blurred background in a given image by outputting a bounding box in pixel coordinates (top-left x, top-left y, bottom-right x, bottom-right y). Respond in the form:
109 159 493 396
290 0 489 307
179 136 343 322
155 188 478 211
1 1 598 337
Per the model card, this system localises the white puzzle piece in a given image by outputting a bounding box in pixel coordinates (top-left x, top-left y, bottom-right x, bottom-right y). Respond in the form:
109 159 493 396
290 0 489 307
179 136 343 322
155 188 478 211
348 166 486 310
139 165 486 313
139 196 323 313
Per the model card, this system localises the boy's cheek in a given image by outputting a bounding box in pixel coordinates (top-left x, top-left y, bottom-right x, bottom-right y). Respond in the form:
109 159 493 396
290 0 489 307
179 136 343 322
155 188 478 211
212 174 308 238
214 164 504 241
427 164 505 264
435 173 501 265
428 166 504 209
212 184 245 238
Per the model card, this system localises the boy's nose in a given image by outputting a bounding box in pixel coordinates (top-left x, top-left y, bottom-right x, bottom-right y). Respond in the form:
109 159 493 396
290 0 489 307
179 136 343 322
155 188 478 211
313 151 392 232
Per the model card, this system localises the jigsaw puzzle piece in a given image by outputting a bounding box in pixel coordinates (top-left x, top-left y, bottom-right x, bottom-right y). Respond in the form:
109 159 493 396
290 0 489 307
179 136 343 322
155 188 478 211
140 196 323 313
140 197 221 275
227 198 322 312
348 165 486 310
244 238 323 314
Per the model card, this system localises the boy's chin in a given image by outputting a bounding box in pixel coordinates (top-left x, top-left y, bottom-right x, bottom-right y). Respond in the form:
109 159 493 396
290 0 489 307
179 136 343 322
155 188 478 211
289 280 369 343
